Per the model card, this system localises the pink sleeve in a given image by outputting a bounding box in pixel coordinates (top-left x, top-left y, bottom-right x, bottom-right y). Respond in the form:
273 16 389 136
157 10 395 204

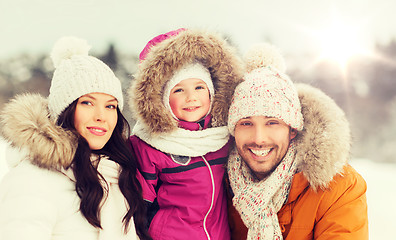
128 136 159 202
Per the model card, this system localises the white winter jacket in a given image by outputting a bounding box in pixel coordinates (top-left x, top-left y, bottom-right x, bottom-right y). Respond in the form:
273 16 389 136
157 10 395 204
0 94 138 240
0 159 99 240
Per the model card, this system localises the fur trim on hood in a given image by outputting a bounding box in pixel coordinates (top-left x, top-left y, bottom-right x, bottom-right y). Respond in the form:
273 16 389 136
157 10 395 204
295 84 351 191
129 29 244 134
0 94 77 170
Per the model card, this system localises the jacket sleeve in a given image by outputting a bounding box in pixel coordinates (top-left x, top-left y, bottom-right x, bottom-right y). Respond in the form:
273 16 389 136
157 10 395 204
314 165 369 240
128 136 160 202
226 176 248 240
0 165 57 240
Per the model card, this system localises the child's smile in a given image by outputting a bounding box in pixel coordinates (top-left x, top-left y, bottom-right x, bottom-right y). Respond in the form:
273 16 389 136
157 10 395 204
169 78 211 122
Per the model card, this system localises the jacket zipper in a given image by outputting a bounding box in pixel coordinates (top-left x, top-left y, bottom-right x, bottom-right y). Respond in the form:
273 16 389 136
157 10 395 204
202 156 215 240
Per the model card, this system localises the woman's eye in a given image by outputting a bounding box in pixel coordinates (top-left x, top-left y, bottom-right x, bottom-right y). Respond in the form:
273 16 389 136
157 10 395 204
81 101 92 106
106 104 117 109
267 121 279 125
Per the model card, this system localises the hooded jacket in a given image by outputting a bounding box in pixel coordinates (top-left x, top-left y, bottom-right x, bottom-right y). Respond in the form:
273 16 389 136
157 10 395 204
128 29 243 240
227 84 368 240
0 94 138 240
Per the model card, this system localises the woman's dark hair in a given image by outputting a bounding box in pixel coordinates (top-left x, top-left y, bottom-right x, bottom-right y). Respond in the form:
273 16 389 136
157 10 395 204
57 100 151 240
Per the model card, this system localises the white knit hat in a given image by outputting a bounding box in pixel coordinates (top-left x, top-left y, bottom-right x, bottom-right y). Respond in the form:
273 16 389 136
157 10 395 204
163 61 214 120
48 36 123 120
228 43 304 135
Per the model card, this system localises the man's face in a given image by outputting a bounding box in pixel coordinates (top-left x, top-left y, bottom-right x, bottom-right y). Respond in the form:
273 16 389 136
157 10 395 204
234 116 297 180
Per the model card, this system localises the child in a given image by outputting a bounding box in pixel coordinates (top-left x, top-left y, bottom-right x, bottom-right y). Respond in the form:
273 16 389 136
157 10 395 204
128 29 243 240
0 37 151 240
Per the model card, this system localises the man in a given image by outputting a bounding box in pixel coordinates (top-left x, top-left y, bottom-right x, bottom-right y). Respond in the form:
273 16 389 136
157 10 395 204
226 43 368 240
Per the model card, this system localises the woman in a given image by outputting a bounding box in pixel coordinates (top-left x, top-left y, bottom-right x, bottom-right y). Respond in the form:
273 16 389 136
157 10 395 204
0 36 151 240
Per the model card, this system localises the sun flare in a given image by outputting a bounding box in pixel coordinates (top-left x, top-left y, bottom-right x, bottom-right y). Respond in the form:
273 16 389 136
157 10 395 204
315 18 367 67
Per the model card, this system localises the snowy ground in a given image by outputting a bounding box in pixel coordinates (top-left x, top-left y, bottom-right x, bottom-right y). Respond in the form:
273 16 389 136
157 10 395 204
0 139 7 181
350 158 396 239
0 138 395 239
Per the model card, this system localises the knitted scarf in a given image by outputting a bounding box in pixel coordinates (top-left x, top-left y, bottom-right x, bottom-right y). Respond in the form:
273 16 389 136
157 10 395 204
227 142 297 240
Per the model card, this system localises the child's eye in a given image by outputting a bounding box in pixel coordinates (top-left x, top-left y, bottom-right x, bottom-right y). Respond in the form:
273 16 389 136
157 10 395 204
173 88 183 93
196 85 206 90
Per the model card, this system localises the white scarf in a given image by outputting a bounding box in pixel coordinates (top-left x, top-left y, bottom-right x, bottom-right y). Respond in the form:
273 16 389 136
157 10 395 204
227 142 297 240
97 157 138 240
62 156 139 240
132 120 229 157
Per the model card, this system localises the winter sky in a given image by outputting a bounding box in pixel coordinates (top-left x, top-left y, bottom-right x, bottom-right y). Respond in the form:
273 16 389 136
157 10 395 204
1 0 396 65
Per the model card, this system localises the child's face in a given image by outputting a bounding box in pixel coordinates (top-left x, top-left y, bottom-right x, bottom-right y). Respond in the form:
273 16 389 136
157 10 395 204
169 78 211 122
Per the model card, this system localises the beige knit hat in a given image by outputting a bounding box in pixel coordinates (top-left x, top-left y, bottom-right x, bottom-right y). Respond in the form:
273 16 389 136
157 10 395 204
228 43 303 135
48 36 123 120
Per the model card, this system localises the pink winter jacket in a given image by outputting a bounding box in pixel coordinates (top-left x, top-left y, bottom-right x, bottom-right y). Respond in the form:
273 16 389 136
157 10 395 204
128 117 231 240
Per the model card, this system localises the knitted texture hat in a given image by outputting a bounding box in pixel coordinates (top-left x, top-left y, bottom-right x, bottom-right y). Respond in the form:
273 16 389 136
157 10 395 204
228 43 303 135
48 36 123 120
163 61 214 120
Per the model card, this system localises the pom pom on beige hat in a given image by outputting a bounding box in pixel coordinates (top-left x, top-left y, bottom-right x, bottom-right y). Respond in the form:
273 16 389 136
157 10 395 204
228 43 303 135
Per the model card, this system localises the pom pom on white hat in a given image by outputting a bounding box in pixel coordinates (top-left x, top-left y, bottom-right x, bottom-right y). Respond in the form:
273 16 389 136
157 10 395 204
50 37 91 68
48 36 123 120
228 43 303 135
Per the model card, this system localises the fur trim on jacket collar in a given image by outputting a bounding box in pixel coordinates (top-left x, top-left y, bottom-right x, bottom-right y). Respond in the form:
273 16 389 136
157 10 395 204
295 84 351 190
129 29 244 135
0 94 77 170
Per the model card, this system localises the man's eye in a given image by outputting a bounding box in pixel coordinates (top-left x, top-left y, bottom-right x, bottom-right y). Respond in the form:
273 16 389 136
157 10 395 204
240 122 252 126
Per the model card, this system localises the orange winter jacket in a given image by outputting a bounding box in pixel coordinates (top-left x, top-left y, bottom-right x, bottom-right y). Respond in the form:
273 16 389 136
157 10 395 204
228 165 368 240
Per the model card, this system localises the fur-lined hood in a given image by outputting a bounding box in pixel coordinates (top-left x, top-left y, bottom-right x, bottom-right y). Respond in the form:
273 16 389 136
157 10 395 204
129 29 244 135
0 94 77 170
295 83 351 190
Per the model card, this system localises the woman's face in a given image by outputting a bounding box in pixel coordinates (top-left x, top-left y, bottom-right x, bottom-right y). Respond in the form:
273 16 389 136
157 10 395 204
74 93 118 150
